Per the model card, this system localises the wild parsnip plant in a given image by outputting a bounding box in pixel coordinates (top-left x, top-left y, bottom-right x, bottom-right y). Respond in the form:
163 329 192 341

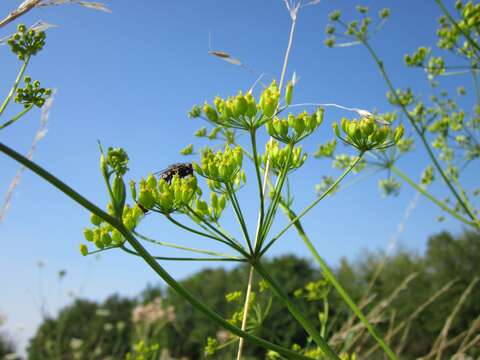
323 1 480 229
5 2 477 360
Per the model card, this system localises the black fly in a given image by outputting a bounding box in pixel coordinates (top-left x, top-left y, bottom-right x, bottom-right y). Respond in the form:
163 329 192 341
137 163 194 214
154 163 194 183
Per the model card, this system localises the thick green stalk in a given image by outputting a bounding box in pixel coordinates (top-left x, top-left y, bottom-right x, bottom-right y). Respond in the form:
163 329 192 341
0 104 33 130
0 141 317 360
390 166 478 228
261 153 364 256
362 39 477 223
0 57 30 117
277 199 398 360
253 261 340 360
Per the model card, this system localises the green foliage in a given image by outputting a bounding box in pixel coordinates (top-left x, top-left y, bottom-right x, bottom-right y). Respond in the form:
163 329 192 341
28 295 136 359
28 230 480 359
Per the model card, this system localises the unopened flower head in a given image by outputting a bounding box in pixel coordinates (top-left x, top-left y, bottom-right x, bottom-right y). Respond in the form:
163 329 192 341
7 24 46 60
198 81 279 130
266 108 324 144
135 172 200 214
15 76 52 108
80 204 143 253
332 116 404 152
263 139 307 174
193 145 243 184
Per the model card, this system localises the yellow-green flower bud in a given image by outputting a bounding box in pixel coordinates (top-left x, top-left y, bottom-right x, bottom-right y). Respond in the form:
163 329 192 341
111 229 123 245
138 190 155 210
83 228 94 242
196 199 209 216
80 244 88 256
101 233 112 247
234 92 247 117
90 213 102 226
332 123 340 137
394 124 404 143
146 174 157 189
203 103 218 122
285 81 293 105
262 97 276 118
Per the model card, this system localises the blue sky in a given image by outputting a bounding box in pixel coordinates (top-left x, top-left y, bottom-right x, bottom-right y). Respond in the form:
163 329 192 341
0 0 477 354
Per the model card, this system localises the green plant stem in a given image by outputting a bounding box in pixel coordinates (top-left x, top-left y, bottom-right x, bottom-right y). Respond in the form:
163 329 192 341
133 230 242 259
225 182 253 253
120 246 245 262
259 144 294 250
165 214 237 248
261 152 364 256
250 129 265 237
253 261 340 360
361 39 477 223
0 104 33 130
434 0 480 55
0 57 30 117
390 166 477 228
277 198 398 360
185 205 249 257
0 141 318 360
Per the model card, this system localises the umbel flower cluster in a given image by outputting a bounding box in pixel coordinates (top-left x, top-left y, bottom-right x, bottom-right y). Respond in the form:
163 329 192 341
134 173 200 214
7 24 46 60
15 76 52 108
81 204 144 254
192 81 281 130
263 140 307 173
333 116 404 152
266 108 324 144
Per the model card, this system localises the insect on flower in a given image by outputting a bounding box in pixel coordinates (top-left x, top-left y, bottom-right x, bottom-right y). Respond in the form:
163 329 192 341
154 163 194 183
136 163 194 214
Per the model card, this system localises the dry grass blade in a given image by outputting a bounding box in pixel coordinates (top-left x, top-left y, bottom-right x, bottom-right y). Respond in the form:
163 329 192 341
431 277 479 360
38 0 111 13
458 313 480 352
363 277 458 358
0 0 42 29
453 334 480 359
0 94 54 225
343 273 418 353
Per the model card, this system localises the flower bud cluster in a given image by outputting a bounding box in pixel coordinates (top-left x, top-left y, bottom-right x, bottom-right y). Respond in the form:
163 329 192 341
263 140 307 173
333 117 404 151
404 47 429 67
15 76 52 108
437 1 480 54
193 192 227 222
193 146 243 183
266 108 324 144
7 24 46 60
313 139 337 158
80 204 144 254
106 147 129 176
192 81 280 130
135 173 200 214
379 177 401 197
